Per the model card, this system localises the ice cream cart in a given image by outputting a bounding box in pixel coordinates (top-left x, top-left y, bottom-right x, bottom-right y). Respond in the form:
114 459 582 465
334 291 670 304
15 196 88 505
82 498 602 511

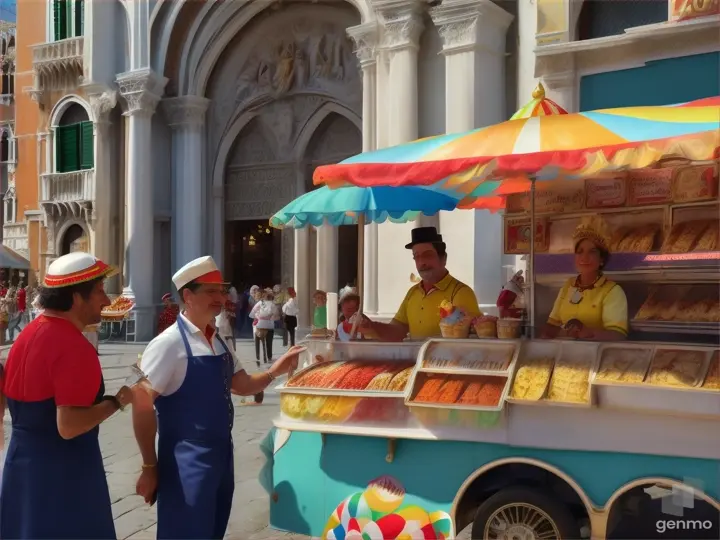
267 97 720 540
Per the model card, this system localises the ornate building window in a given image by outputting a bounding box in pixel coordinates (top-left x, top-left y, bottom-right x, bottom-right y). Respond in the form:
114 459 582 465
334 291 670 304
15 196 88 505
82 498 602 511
3 186 16 224
0 33 14 96
577 0 667 41
55 103 93 172
53 0 84 41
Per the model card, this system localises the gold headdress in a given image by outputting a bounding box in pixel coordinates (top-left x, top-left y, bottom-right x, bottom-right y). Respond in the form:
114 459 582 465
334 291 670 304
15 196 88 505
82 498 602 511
573 215 610 251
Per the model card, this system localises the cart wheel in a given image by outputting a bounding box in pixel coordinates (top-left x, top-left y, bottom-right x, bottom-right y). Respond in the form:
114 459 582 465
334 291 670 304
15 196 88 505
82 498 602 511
471 486 580 540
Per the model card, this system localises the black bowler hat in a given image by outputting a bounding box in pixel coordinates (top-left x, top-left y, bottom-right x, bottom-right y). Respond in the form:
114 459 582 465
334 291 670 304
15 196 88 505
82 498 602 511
405 227 444 249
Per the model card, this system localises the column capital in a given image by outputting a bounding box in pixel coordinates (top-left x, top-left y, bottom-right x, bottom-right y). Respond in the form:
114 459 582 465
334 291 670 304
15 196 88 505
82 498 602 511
161 95 211 128
347 22 380 67
116 68 168 117
88 90 118 124
430 0 513 55
373 0 425 52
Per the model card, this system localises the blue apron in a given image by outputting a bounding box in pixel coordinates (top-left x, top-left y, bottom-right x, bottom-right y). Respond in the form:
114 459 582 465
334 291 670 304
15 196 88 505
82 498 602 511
0 379 115 539
155 317 235 539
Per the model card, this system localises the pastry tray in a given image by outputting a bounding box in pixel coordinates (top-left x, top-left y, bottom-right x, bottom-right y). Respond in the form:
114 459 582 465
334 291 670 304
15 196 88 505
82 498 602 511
403 370 511 412
593 343 719 417
507 340 599 408
417 338 521 376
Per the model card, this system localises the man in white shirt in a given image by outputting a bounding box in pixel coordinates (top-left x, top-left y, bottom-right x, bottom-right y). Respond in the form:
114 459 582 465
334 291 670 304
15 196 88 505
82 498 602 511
132 256 304 539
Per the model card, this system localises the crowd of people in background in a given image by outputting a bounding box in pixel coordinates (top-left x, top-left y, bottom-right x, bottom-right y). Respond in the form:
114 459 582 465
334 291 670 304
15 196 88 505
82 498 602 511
154 281 365 360
0 275 32 346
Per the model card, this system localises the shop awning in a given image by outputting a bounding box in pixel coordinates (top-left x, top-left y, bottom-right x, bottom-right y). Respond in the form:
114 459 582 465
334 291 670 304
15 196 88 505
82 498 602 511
0 245 30 269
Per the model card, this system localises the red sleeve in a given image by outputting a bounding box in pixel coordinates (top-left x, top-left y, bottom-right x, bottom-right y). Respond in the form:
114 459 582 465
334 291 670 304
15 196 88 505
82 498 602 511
51 341 102 407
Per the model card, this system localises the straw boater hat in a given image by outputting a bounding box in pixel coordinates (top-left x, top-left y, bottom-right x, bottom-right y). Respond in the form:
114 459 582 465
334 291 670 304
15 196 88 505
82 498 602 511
573 215 610 251
162 293 173 302
172 256 228 290
44 252 117 288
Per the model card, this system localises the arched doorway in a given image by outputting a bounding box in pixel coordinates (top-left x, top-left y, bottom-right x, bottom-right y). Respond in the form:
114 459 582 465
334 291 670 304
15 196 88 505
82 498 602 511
61 224 88 255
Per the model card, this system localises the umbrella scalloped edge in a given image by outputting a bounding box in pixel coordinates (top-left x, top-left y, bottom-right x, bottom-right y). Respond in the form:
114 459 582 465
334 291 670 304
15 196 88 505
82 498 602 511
268 209 442 229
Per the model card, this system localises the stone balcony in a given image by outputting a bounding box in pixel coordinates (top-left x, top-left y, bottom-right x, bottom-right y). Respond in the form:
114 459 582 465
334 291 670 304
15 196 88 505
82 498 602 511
27 37 84 102
2 222 29 258
40 169 95 205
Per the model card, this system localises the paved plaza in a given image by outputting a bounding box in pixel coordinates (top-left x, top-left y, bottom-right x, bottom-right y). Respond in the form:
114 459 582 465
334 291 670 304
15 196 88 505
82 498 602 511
2 338 309 540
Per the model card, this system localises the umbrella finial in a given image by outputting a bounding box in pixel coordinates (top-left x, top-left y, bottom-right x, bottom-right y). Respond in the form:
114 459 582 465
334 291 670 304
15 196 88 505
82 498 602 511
532 82 546 100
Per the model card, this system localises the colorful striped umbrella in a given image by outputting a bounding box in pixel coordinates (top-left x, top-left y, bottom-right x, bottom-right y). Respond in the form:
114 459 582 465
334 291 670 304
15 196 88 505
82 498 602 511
510 83 567 119
314 97 720 198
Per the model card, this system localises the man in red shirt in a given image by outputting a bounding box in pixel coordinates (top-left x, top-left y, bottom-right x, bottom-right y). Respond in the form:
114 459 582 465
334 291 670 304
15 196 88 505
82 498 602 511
0 252 134 539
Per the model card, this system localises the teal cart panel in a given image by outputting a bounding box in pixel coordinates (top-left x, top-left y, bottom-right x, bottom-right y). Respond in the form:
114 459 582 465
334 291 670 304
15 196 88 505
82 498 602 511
272 432 720 538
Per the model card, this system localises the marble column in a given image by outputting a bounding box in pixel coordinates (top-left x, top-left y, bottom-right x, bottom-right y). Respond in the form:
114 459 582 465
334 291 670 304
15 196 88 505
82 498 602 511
372 0 425 319
161 96 210 271
88 89 119 292
316 225 338 294
117 68 168 341
348 22 379 315
294 228 311 330
431 0 513 313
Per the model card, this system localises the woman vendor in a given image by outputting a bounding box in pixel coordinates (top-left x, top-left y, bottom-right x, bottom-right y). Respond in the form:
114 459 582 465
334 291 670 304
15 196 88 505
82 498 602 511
541 216 628 341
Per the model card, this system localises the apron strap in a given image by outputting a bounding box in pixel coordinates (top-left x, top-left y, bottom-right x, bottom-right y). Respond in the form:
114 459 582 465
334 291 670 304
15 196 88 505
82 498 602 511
175 316 194 358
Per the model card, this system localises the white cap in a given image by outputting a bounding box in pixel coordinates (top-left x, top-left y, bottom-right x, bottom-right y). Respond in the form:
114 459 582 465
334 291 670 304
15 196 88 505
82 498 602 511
172 256 227 290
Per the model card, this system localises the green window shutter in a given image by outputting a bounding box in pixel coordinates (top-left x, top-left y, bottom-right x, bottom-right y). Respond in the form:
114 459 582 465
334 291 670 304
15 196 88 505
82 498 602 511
74 0 84 37
53 0 61 41
55 0 68 40
56 124 80 172
80 121 94 170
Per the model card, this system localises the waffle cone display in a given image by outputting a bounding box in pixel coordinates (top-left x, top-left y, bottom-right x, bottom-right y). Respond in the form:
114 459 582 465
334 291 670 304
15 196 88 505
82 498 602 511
473 316 498 338
497 318 522 339
439 317 472 338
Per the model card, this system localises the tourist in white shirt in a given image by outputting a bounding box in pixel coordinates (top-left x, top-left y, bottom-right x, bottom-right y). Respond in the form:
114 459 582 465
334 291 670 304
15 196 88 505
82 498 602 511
132 256 303 539
281 287 299 346
249 289 279 366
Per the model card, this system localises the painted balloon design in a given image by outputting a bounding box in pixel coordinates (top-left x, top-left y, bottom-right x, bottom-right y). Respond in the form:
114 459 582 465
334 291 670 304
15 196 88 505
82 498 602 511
322 476 454 540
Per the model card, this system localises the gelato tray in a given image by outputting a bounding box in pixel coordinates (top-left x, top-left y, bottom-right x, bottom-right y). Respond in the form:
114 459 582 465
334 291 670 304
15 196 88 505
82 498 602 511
405 371 510 412
645 348 708 388
280 394 412 427
702 351 720 390
280 360 415 396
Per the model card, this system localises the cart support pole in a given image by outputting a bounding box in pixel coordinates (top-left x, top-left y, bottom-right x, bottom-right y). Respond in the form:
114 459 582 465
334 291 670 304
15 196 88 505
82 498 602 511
529 177 536 338
350 214 365 340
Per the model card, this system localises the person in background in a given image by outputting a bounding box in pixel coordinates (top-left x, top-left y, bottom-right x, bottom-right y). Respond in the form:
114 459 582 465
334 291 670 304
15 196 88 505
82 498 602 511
157 293 180 336
249 289 279 366
132 256 304 539
312 290 327 332
0 283 9 345
235 284 248 337
0 252 133 539
272 284 287 345
359 227 480 341
216 299 236 352
4 284 18 343
282 287 299 347
17 280 26 325
337 286 362 341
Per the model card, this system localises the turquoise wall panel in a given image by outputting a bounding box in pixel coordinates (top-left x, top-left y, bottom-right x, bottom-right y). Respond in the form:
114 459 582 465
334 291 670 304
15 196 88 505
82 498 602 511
580 53 720 111
272 432 720 538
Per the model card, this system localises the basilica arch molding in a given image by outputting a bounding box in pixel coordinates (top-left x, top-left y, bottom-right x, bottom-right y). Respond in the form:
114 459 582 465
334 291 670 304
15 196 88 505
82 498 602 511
48 94 94 127
153 0 368 97
294 102 361 165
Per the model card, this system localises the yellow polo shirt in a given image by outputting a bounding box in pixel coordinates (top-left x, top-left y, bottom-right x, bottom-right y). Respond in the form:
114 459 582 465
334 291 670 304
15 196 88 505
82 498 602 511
393 273 480 339
547 276 628 336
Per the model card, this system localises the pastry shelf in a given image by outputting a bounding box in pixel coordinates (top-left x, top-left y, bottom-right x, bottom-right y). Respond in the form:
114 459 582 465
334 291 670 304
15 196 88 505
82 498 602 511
592 343 720 417
630 320 720 336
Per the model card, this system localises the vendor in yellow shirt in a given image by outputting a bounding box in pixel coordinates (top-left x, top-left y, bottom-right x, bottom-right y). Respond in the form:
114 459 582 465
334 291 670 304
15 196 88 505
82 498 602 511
359 227 480 341
542 215 628 341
